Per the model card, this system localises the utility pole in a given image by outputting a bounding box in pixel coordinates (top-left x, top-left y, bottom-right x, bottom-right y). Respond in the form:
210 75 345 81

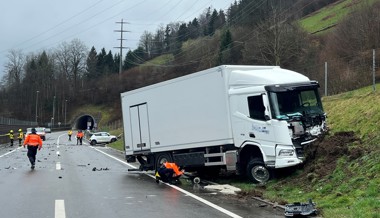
373 49 376 92
114 19 130 76
35 90 39 124
325 62 328 96
52 95 55 128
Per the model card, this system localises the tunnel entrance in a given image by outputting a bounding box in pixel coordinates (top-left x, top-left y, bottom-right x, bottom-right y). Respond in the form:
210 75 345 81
74 115 96 130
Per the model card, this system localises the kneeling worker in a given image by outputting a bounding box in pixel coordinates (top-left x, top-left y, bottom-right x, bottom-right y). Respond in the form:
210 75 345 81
155 162 184 184
23 128 43 169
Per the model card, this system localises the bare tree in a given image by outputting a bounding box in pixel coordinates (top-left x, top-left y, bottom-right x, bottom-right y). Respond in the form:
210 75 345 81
321 1 380 93
3 49 25 89
55 39 88 94
139 31 154 59
243 7 308 69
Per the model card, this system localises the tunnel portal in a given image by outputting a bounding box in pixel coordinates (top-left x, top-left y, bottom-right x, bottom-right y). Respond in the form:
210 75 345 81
74 115 96 130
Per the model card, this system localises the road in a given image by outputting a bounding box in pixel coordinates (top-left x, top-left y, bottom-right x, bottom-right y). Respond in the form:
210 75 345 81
0 131 284 218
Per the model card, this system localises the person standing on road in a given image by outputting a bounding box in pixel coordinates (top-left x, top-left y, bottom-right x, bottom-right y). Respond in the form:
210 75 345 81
23 128 43 169
7 130 14 146
17 129 24 146
68 129 73 141
76 130 84 145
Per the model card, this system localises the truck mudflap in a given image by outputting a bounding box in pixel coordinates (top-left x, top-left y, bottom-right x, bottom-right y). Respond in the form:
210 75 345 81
284 199 317 217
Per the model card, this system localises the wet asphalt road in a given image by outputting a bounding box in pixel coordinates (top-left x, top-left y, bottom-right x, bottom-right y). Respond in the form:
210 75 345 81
0 131 284 218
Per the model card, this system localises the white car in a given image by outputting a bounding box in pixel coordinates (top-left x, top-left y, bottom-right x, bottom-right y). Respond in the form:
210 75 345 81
89 132 117 145
26 127 46 141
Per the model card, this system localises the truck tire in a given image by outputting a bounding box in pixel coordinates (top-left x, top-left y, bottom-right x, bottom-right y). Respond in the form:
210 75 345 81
155 152 173 169
246 158 271 184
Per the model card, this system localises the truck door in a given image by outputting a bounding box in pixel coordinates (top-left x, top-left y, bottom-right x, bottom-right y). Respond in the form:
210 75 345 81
246 94 277 157
231 93 277 157
130 103 151 151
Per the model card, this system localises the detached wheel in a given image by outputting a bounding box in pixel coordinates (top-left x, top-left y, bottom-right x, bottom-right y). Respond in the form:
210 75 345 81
90 140 97 146
155 152 173 170
246 158 271 184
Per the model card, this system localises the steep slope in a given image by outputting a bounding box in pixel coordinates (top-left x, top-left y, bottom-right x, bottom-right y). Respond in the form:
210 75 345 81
299 0 378 34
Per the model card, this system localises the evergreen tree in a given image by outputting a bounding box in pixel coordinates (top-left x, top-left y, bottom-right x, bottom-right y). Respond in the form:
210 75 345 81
218 29 233 64
86 46 98 78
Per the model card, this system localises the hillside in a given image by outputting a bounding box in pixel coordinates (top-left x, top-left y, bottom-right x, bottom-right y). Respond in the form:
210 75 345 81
299 0 378 34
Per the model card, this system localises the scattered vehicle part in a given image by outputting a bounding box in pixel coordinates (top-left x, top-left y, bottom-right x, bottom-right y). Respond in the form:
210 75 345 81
284 199 317 217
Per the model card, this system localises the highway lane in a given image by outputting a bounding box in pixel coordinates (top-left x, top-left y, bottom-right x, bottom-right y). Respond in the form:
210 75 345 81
0 131 283 218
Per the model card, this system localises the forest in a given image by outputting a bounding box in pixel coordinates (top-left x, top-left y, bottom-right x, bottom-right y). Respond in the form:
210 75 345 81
0 0 379 125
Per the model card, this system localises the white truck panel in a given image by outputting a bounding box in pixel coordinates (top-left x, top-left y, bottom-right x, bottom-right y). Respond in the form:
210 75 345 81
122 67 234 154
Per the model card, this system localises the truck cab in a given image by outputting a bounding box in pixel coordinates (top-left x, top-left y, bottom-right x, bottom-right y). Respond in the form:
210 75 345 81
230 72 326 183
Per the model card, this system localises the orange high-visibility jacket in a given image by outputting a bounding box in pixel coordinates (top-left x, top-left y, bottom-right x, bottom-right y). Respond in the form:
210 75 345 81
23 133 43 147
77 132 84 138
164 162 183 176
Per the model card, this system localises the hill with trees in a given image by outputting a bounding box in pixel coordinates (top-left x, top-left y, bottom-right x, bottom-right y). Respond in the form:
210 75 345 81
0 0 379 126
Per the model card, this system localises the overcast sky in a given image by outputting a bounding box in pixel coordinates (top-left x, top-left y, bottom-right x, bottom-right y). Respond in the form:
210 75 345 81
0 0 234 77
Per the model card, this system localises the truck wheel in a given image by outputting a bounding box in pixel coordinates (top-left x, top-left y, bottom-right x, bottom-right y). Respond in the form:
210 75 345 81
90 140 97 146
155 152 173 169
246 158 271 184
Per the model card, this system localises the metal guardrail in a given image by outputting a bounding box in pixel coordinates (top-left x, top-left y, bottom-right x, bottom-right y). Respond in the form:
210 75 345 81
0 117 37 126
0 116 37 145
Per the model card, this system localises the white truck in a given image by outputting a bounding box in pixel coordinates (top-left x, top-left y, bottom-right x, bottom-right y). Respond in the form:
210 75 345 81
121 65 327 183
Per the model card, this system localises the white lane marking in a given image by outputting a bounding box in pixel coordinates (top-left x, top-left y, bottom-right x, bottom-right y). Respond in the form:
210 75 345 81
56 162 61 170
55 199 66 218
0 146 22 158
90 147 242 218
57 133 67 146
89 147 137 168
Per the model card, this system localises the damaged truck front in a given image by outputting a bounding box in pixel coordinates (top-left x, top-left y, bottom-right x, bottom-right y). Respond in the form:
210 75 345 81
121 65 328 183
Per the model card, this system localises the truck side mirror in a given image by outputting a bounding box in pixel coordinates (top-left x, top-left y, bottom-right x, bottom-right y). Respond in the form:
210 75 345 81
262 94 271 120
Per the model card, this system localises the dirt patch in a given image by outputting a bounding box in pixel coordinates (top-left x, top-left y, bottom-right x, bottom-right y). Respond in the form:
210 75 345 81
276 131 364 189
321 13 336 21
304 131 359 177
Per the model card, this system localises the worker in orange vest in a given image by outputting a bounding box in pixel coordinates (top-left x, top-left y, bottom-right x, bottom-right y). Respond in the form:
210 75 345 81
155 162 184 184
76 130 84 145
23 128 43 169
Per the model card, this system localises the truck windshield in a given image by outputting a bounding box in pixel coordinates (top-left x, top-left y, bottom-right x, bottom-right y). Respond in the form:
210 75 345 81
269 89 323 119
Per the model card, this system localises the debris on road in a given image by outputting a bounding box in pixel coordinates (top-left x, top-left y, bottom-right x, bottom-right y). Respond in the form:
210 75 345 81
204 184 241 195
284 199 317 217
92 167 110 171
